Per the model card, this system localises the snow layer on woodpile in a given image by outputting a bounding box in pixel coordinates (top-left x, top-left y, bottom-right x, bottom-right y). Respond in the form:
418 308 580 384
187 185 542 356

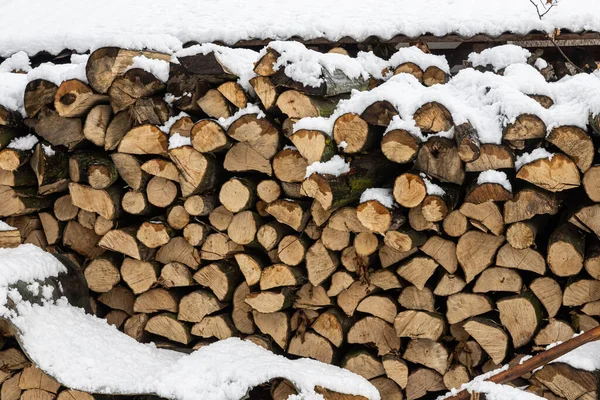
515 148 555 170
477 170 512 192
305 155 351 178
0 0 599 56
0 220 17 231
468 45 532 72
296 63 600 144
360 188 394 208
549 333 600 371
0 245 379 400
388 46 450 73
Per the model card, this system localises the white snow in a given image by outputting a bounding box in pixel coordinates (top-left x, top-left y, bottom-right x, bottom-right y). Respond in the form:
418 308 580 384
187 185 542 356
174 44 259 91
168 133 192 150
7 134 39 151
421 174 446 196
0 51 31 73
305 155 350 178
26 54 89 86
534 58 548 70
550 333 600 372
217 103 265 129
0 0 598 56
515 148 555 170
359 188 394 209
465 381 543 400
42 144 56 157
159 111 190 134
0 220 16 231
263 41 370 88
126 55 170 82
477 170 512 192
0 245 379 400
0 245 66 292
468 45 532 72
388 46 450 73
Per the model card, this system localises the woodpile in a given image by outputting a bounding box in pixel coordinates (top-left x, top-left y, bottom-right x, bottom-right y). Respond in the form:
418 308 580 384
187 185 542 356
1 42 600 400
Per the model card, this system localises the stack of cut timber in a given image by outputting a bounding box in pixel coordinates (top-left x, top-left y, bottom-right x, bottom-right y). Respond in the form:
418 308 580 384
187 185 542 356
1 43 600 400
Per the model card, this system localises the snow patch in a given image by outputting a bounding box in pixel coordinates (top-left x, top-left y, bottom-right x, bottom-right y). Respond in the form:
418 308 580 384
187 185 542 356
126 55 170 82
305 155 350 178
42 144 55 157
421 174 446 196
388 46 450 73
0 245 67 288
477 170 512 192
534 58 548 70
160 112 190 134
468 45 532 72
168 133 191 150
7 134 38 151
515 148 554 170
0 220 17 231
0 51 31 73
217 103 265 129
360 188 394 209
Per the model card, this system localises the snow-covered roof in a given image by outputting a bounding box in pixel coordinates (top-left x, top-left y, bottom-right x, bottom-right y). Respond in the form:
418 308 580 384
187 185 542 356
0 0 599 57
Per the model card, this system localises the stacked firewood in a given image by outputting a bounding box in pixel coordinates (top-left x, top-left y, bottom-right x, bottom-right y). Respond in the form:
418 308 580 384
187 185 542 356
1 43 600 400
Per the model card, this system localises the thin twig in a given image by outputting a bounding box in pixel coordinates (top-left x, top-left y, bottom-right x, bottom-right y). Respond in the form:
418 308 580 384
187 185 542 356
549 35 586 73
529 0 556 19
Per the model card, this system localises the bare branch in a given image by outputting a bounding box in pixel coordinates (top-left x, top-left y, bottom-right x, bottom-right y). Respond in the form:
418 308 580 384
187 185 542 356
529 0 557 20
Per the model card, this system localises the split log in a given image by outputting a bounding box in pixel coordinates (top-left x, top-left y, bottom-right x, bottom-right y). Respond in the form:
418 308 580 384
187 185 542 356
397 256 438 290
415 137 465 184
54 79 107 118
463 318 509 364
265 199 309 232
413 102 453 133
347 316 400 356
394 310 445 341
178 290 225 322
311 309 351 347
117 125 167 156
454 122 480 162
191 314 237 340
99 227 154 260
169 146 218 197
443 210 469 237
404 339 449 375
446 293 492 324
434 273 466 297
83 104 112 146
473 267 522 293
496 243 546 274
276 90 337 119
250 76 278 110
547 223 585 277
456 230 505 282
381 129 421 164
405 368 445 400
27 108 84 150
253 311 290 349
160 262 194 288
398 286 434 312
120 258 158 294
497 294 542 348
306 240 339 286
333 113 377 153
302 151 395 210
341 350 384 380
465 143 514 172
563 279 600 306
516 153 580 192
84 255 121 293
112 153 150 190
245 288 294 313
145 313 191 344
503 114 546 141
546 125 594 172
24 79 58 118
224 142 272 175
